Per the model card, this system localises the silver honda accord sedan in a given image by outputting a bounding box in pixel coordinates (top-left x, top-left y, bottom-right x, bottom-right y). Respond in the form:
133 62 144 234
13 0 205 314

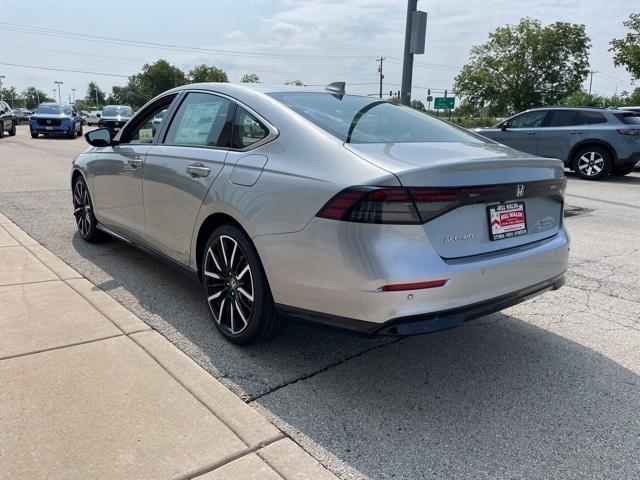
71 83 569 344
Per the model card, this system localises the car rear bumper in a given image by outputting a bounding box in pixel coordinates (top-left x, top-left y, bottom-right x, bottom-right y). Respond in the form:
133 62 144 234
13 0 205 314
255 218 570 328
278 273 565 336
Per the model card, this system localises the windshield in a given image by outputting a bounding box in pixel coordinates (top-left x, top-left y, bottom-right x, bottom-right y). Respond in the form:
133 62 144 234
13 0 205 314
268 92 482 144
37 104 72 115
102 106 133 117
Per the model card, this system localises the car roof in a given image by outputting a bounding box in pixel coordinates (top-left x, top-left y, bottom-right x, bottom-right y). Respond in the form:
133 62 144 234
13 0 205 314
39 102 72 107
165 82 374 99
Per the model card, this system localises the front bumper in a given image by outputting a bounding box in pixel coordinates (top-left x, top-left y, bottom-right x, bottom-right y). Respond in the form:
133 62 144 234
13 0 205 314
30 124 73 134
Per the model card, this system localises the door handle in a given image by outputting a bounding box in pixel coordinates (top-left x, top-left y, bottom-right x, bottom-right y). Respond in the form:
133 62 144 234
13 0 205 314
127 157 143 168
187 164 211 178
525 131 536 135
570 130 583 134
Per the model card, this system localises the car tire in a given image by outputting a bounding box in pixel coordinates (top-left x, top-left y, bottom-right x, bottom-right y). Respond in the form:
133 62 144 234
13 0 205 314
72 175 105 242
30 132 38 139
573 145 611 180
202 224 286 345
77 125 83 137
0 126 4 139
8 122 16 136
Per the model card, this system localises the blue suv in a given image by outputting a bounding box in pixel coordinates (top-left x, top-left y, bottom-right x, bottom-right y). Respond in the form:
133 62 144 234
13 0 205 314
29 103 83 139
474 107 640 180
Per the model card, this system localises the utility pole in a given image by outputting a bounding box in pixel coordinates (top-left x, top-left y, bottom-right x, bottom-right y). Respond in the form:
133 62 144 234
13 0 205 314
588 70 597 95
377 57 385 99
71 88 76 105
400 1 427 106
36 90 40 106
0 75 5 101
95 87 99 109
52 89 57 101
54 81 63 103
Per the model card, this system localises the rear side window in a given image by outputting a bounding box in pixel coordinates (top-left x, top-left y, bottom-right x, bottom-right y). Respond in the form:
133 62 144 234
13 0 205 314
233 107 268 148
581 111 607 124
546 110 585 127
615 112 640 125
164 93 233 147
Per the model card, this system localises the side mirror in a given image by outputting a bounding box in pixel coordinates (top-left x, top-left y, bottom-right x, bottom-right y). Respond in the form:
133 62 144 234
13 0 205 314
85 127 113 147
500 123 508 131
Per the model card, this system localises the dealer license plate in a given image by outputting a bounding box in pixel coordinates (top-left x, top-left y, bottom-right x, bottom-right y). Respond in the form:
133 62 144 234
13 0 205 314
46 126 53 131
488 202 527 241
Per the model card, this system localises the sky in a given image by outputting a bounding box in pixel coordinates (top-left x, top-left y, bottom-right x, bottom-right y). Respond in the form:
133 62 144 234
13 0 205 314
0 0 636 105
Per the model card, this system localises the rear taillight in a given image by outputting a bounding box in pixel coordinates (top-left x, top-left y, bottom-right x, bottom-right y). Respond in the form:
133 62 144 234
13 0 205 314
617 128 640 136
316 186 459 224
317 179 566 225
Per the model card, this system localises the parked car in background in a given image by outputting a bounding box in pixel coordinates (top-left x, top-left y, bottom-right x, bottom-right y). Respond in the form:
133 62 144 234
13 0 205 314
0 101 17 137
86 110 102 126
474 107 640 179
71 83 569 345
98 105 134 136
13 108 32 123
80 110 91 125
620 106 640 113
29 103 83 139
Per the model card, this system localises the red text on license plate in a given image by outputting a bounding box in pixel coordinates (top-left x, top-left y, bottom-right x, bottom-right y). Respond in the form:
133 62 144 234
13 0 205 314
488 202 527 241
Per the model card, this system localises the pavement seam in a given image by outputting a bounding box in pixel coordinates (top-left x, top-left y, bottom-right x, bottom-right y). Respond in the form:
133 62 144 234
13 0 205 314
248 337 404 403
174 436 284 480
0 278 61 289
0 333 125 362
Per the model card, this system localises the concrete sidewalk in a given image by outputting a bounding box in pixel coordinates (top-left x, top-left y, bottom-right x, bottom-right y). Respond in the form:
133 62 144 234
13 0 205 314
0 212 337 480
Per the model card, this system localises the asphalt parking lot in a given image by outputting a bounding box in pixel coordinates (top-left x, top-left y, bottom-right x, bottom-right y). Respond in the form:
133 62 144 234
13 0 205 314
1 124 639 479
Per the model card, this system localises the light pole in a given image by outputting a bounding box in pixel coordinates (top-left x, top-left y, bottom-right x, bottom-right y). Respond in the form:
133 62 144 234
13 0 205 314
54 81 63 103
0 75 5 101
400 1 427 106
71 88 76 105
52 89 57 102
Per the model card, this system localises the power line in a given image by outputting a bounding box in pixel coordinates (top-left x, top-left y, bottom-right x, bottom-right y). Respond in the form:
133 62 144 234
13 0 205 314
0 62 130 78
0 21 380 62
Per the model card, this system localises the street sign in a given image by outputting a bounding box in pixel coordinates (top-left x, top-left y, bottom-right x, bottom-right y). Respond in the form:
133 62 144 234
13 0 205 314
426 95 433 102
434 97 455 109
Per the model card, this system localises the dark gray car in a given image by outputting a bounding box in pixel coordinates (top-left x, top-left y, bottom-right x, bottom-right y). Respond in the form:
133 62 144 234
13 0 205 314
474 107 640 180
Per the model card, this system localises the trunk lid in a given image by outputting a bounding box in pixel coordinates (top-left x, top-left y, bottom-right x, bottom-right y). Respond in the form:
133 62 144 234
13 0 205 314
345 141 565 259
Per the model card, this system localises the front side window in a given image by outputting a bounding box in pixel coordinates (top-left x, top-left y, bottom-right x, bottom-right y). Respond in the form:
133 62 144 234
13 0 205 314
546 110 585 127
164 93 232 147
508 110 547 128
268 92 484 144
124 96 177 144
234 107 268 148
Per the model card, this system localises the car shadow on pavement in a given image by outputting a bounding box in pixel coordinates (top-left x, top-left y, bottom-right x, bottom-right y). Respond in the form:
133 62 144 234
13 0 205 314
67 230 640 480
565 170 640 184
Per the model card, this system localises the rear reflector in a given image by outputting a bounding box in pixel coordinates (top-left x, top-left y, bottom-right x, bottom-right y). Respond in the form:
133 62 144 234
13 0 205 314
381 279 447 292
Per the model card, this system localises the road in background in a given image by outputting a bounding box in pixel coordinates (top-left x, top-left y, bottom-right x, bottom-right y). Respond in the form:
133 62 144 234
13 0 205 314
1 125 639 479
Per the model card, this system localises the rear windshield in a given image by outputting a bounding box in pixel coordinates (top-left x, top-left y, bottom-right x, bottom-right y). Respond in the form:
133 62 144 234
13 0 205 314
267 92 483 144
37 104 72 115
102 106 133 117
615 112 640 125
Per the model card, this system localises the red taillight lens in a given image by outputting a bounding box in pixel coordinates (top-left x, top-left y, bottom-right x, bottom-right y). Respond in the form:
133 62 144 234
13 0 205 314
317 187 423 224
381 279 447 291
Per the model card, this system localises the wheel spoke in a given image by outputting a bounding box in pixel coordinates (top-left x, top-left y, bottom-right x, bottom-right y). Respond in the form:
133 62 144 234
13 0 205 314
237 265 250 280
589 152 595 161
229 241 238 270
208 290 223 302
593 164 602 173
220 237 229 266
587 166 593 176
73 194 82 205
204 270 221 279
229 301 235 332
234 299 248 326
207 247 222 273
238 287 253 302
217 298 226 324
73 207 84 215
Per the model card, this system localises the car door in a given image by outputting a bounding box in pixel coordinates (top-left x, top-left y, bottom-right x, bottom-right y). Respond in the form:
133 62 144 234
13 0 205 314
492 110 548 155
142 91 234 264
87 94 178 242
537 109 586 161
0 102 8 132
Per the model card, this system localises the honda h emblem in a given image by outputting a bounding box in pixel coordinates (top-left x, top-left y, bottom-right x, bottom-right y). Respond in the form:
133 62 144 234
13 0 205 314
516 184 525 197
47 120 51 124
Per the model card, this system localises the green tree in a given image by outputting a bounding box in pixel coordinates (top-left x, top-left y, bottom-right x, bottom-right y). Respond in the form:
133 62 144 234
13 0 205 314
284 80 304 86
410 99 426 111
188 64 228 83
85 82 107 108
559 90 605 107
136 59 187 101
241 73 261 83
453 18 591 115
0 86 18 107
21 87 53 109
610 13 640 81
